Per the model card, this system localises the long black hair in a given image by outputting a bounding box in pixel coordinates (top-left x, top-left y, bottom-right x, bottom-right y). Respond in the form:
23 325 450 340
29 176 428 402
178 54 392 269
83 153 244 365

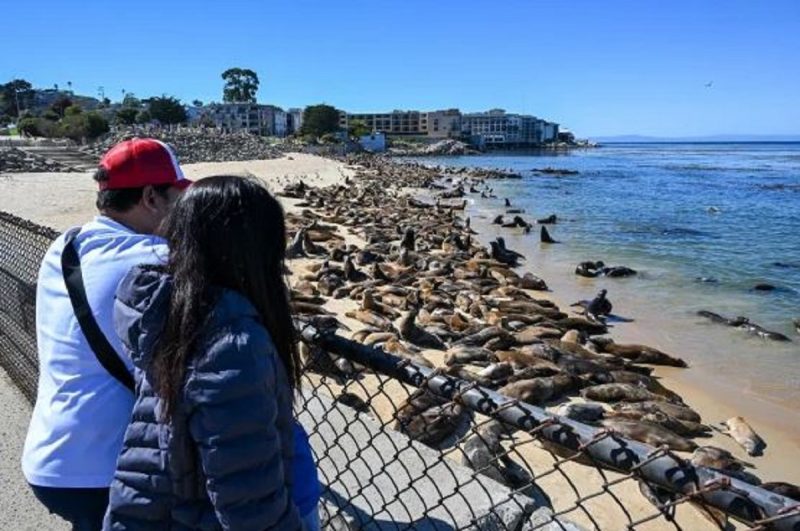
153 175 300 419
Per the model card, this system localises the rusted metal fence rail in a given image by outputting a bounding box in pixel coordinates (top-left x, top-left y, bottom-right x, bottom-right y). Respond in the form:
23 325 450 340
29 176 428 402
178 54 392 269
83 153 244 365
1 210 798 530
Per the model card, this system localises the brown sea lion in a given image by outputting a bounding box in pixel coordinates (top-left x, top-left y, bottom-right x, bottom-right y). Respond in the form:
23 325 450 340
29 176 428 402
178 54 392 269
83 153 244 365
591 337 687 368
601 419 697 452
691 446 750 472
498 374 579 405
580 383 667 403
519 272 548 291
444 345 497 366
612 401 701 423
394 390 469 447
609 371 684 403
721 416 766 456
361 290 401 320
399 307 447 350
514 326 563 344
556 402 606 422
345 309 395 332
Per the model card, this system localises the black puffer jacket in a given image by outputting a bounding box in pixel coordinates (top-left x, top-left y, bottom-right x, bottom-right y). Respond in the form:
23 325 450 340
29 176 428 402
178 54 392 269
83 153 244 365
104 266 303 531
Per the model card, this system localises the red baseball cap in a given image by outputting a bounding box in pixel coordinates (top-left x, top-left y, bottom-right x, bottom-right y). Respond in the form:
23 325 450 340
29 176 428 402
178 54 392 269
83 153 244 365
98 138 192 190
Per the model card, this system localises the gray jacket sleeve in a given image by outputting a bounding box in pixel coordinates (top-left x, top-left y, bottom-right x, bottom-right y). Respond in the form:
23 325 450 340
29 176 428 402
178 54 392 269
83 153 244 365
184 324 303 531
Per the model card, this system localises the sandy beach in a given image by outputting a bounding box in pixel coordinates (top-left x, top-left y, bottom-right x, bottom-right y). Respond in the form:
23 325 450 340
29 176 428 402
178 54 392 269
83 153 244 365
0 152 796 529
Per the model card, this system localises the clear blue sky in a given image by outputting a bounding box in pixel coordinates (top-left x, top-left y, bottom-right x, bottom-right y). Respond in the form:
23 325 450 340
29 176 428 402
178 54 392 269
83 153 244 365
3 0 799 137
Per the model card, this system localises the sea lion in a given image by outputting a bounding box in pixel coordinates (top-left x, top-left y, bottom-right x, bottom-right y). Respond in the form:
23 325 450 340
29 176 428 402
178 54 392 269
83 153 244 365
519 272 548 291
362 290 401 320
560 329 583 344
591 337 688 368
602 266 637 277
609 371 683 402
697 311 791 341
444 345 497 366
721 416 766 456
498 374 579 405
394 390 469 447
554 317 608 335
575 260 605 278
460 421 552 509
453 326 513 348
601 419 697 452
399 307 447 350
580 383 666 403
585 289 612 320
343 256 368 282
345 309 395 332
761 482 800 502
794 318 800 335
537 214 557 224
691 446 750 472
540 226 559 244
556 402 606 422
612 400 701 423
302 230 329 255
286 228 307 259
492 215 504 225
489 241 522 267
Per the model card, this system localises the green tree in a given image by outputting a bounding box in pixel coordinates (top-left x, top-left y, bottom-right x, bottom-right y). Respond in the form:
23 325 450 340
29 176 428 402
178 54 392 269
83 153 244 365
135 110 152 124
301 104 341 138
50 97 73 118
64 104 83 117
85 111 109 138
17 116 42 136
115 107 138 125
192 99 203 107
147 96 187 124
1 79 35 117
122 93 141 108
347 119 370 138
59 114 88 140
42 109 61 121
221 68 259 103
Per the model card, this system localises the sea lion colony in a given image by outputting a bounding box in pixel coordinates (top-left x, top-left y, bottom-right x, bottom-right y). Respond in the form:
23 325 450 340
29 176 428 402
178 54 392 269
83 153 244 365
279 156 799 512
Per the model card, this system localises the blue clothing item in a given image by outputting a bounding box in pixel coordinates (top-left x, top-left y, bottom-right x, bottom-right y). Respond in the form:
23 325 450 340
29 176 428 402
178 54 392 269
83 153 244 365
23 216 169 488
292 423 320 516
30 485 109 531
106 266 303 531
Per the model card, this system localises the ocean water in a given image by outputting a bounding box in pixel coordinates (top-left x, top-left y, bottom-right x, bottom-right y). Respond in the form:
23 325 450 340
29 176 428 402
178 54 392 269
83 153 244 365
414 143 800 413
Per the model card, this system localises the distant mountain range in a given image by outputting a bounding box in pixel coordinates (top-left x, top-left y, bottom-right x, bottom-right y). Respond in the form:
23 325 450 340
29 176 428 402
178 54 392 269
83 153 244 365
588 134 800 143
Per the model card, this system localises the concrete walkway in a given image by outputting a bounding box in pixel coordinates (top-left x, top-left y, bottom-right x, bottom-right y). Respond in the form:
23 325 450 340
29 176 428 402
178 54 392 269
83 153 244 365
0 367 66 530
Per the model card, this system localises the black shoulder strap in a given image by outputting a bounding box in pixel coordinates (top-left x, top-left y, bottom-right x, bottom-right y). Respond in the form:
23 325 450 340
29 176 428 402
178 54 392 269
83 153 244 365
61 228 135 392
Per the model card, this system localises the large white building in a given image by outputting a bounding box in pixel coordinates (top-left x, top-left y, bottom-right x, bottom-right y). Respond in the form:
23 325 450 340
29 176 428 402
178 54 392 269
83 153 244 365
461 109 559 146
190 103 288 136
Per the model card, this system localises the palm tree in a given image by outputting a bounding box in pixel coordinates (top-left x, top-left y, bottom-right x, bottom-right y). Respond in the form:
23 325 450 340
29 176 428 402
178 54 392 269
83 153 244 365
67 81 73 94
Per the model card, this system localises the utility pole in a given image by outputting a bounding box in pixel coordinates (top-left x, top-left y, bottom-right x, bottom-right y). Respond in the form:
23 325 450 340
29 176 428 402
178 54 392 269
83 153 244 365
98 86 105 100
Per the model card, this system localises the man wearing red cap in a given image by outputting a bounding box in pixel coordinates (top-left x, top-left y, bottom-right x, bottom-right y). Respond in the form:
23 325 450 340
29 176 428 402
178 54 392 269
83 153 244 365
22 138 191 530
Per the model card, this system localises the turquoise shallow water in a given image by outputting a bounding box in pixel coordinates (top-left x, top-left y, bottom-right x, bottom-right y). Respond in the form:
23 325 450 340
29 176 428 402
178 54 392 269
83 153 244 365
413 143 800 409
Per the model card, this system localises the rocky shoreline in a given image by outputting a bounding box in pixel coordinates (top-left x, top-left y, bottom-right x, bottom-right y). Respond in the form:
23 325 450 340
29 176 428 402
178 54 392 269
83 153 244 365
82 129 284 164
0 147 78 172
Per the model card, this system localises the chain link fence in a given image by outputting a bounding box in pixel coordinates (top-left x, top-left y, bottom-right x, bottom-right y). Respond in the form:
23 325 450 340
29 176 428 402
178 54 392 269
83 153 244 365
1 210 798 530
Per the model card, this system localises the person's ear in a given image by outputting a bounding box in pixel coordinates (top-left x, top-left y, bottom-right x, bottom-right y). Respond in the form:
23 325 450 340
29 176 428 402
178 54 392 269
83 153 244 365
141 185 160 213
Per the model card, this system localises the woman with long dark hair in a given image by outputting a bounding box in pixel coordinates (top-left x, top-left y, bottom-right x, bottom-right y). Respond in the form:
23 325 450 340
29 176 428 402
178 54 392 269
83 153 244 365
105 176 318 530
